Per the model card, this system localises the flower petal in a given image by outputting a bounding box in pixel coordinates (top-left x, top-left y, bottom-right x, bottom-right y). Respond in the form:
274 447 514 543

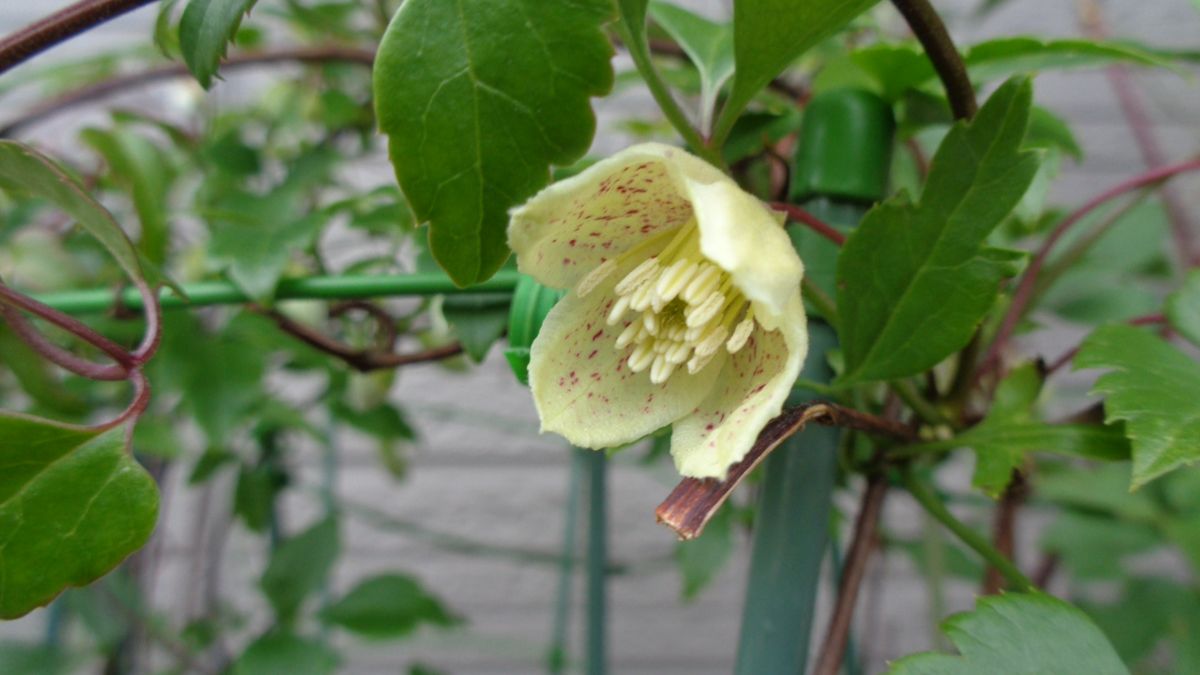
529 259 723 449
682 178 803 326
669 293 808 479
508 143 718 290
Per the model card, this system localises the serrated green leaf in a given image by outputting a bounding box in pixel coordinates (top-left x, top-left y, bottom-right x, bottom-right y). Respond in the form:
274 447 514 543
0 416 159 619
964 37 1171 83
648 1 733 133
321 574 459 639
676 503 733 600
837 78 1039 383
0 141 143 283
261 517 340 624
374 0 614 286
231 632 338 675
888 593 1129 675
718 0 878 138
1167 269 1200 347
1075 324 1200 488
179 0 260 88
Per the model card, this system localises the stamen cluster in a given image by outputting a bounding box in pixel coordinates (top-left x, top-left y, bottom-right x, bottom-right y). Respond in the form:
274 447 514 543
576 224 758 384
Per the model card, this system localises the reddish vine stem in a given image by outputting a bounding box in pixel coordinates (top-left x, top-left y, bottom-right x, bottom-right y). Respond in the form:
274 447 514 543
0 0 159 76
811 476 888 675
891 0 978 120
770 202 846 246
1 46 377 136
981 158 1200 378
1079 0 1199 265
0 281 134 376
983 472 1025 595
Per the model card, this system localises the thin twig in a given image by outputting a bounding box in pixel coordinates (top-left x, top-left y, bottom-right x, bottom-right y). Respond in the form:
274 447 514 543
0 281 134 377
891 0 978 120
0 0 159 76
261 307 464 372
811 476 888 675
656 402 915 539
980 159 1200 378
1 46 376 136
771 202 846 246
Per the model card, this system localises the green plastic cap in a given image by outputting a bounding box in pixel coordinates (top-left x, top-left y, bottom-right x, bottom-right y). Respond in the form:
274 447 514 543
504 274 564 386
790 89 895 204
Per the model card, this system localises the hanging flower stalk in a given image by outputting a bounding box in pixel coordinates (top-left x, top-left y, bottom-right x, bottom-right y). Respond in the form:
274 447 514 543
508 143 808 479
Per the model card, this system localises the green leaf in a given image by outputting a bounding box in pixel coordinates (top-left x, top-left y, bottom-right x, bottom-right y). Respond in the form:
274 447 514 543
374 0 615 286
648 1 733 132
231 632 338 675
1042 512 1159 579
718 0 879 139
321 574 459 639
0 141 144 283
442 293 510 362
261 517 340 624
676 503 733 600
0 416 158 618
1075 324 1200 488
942 364 1131 496
888 593 1129 675
0 641 77 675
179 0 259 88
963 37 1170 83
1167 269 1200 348
836 78 1039 383
80 128 173 266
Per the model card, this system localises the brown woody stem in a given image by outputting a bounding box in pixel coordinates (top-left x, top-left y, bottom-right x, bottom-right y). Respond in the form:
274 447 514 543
0 0 159 76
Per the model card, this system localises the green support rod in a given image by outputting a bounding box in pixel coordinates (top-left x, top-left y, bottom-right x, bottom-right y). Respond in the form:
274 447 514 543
733 89 894 675
32 270 523 315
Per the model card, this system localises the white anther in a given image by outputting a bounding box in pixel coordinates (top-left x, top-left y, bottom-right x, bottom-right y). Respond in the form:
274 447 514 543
615 322 642 349
643 311 659 335
681 264 721 303
695 326 730 357
685 292 726 328
629 282 656 312
615 258 659 295
576 259 616 297
628 342 656 372
650 355 677 384
726 316 756 353
687 350 717 374
666 342 692 364
654 260 698 307
653 338 671 353
667 325 686 341
606 295 631 325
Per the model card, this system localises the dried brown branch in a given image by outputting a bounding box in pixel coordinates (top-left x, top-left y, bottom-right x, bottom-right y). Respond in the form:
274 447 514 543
656 402 914 539
812 476 888 675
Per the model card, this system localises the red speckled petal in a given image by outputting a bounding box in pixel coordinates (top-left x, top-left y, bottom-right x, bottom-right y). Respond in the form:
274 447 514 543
528 261 723 449
669 293 808 479
508 143 720 290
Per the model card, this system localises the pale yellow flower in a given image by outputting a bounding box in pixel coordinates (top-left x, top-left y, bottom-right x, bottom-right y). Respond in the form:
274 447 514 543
508 143 808 479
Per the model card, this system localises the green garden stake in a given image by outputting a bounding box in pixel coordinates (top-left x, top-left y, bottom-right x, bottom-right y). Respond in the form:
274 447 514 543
734 88 894 675
504 275 607 675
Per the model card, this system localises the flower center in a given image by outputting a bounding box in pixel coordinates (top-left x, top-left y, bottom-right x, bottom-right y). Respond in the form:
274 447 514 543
575 222 759 384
